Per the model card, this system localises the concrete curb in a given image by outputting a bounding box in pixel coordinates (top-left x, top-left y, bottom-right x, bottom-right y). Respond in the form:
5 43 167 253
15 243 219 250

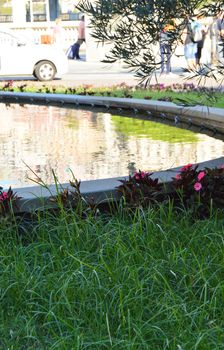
1 91 224 132
12 158 224 213
0 91 223 212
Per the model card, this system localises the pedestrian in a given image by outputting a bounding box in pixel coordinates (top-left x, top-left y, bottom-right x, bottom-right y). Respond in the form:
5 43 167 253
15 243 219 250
183 19 198 70
216 10 224 64
52 17 64 48
192 15 207 67
159 20 175 75
72 15 85 60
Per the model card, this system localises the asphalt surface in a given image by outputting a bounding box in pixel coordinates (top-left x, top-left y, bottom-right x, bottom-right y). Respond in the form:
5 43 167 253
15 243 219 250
62 59 138 87
1 58 223 89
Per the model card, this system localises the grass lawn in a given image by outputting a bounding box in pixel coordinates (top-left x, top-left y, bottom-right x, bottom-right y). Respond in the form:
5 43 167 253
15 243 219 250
1 206 224 349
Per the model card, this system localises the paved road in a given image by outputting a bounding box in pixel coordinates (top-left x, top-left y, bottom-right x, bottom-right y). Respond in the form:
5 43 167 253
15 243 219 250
1 58 223 89
0 59 138 87
56 59 139 87
57 60 222 88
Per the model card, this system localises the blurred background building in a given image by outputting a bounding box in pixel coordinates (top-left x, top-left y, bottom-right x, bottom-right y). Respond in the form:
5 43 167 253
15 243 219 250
0 0 83 50
0 0 81 23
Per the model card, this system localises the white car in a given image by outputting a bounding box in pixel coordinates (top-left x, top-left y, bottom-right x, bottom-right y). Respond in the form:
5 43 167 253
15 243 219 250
0 29 68 81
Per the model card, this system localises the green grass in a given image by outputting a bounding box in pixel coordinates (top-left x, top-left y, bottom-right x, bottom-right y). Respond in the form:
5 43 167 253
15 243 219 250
131 90 224 108
1 83 224 108
1 206 224 349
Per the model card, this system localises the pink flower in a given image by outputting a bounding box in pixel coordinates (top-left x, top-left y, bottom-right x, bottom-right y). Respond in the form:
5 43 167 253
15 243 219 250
219 164 224 169
134 172 140 180
134 171 146 180
194 182 202 191
197 171 205 181
175 174 182 180
180 164 192 171
0 192 8 201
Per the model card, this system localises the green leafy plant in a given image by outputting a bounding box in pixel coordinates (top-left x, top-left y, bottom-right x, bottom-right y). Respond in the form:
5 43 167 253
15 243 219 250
173 163 224 217
2 80 14 92
117 171 164 208
26 165 100 218
2 163 224 220
49 176 99 217
0 186 21 216
117 164 224 218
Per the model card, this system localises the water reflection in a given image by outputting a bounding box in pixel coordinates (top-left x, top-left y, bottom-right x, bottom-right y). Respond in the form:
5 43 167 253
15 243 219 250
0 103 223 188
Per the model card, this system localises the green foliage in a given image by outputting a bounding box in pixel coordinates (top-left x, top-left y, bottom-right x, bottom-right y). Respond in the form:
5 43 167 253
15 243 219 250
1 164 224 347
173 163 224 217
1 81 224 108
0 186 20 217
1 203 224 348
117 164 224 218
117 171 164 207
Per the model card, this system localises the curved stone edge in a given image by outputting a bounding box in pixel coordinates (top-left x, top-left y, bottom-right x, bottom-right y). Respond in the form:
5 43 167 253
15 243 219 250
0 91 223 213
12 157 224 213
0 90 223 132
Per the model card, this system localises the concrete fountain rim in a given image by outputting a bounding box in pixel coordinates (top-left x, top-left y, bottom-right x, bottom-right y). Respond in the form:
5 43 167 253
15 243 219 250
0 90 223 213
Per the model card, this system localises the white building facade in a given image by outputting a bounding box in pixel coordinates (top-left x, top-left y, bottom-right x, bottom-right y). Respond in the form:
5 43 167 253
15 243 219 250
0 0 83 50
0 0 81 24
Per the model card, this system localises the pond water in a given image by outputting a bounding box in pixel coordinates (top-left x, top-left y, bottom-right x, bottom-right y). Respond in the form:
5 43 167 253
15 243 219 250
1 103 224 188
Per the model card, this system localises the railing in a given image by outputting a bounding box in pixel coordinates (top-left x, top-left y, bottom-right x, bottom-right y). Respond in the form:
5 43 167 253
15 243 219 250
33 14 47 22
60 13 81 21
0 15 13 23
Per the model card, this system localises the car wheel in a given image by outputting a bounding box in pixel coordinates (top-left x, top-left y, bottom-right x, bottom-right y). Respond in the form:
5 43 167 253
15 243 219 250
34 61 56 81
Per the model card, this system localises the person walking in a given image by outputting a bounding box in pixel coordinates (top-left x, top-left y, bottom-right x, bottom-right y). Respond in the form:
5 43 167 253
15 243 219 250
216 10 224 64
159 21 175 75
192 15 207 67
72 15 85 60
52 17 64 48
183 19 198 70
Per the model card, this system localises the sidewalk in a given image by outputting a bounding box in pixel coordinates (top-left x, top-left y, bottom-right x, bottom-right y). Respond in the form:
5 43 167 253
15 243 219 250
59 59 224 89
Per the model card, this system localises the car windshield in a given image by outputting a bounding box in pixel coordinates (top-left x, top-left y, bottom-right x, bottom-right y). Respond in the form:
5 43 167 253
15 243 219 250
0 30 33 46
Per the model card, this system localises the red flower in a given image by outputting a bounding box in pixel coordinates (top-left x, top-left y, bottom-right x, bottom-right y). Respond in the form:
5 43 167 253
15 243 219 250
0 192 9 201
180 164 192 171
134 171 146 180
